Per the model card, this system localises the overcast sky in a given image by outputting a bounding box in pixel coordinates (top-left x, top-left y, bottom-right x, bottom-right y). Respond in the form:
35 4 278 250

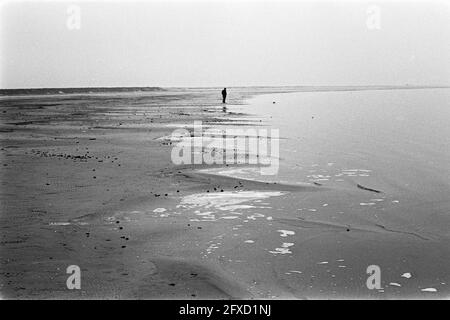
1 0 449 88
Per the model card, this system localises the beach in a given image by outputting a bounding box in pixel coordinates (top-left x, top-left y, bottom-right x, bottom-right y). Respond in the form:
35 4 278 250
1 86 449 299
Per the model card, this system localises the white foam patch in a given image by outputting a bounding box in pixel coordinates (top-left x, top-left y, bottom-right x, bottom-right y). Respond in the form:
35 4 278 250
198 167 260 179
401 272 412 279
196 211 214 216
219 205 255 211
421 288 437 292
244 240 255 243
205 242 220 254
179 190 285 212
269 243 294 255
195 211 216 221
247 213 265 220
49 222 71 226
277 230 295 237
308 174 331 180
198 166 280 181
214 167 261 177
221 216 239 220
153 208 167 213
389 282 402 287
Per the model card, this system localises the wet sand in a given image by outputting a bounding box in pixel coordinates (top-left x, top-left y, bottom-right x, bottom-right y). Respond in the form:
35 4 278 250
0 87 299 299
1 87 449 299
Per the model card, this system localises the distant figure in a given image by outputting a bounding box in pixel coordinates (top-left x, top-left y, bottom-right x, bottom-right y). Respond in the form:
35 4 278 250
221 88 227 103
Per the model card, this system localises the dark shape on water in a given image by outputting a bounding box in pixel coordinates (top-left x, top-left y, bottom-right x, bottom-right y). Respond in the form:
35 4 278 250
357 183 382 193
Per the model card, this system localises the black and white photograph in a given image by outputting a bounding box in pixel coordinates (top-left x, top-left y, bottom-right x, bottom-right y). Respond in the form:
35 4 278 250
1 0 449 303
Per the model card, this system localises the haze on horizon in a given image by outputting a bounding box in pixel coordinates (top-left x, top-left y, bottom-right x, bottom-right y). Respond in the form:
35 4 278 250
1 0 449 89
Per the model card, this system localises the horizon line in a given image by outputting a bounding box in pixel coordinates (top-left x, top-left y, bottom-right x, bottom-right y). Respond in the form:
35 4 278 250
2 84 450 91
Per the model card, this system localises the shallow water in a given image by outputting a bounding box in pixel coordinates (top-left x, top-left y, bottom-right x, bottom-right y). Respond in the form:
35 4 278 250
219 88 450 237
233 89 450 183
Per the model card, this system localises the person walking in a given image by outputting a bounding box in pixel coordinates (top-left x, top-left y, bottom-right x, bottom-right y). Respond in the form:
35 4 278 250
221 88 227 103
